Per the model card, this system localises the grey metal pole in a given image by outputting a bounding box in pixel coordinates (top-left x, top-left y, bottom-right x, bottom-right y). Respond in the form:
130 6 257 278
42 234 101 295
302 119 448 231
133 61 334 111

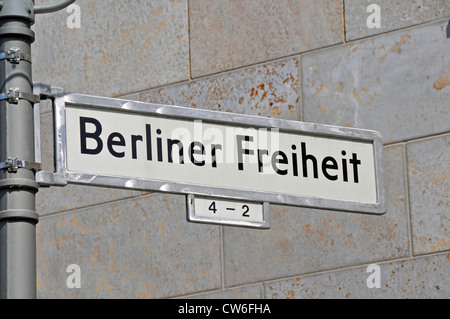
0 0 39 299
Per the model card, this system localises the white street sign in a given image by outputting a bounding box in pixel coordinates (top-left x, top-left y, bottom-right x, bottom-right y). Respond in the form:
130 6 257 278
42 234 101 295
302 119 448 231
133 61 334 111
36 88 386 215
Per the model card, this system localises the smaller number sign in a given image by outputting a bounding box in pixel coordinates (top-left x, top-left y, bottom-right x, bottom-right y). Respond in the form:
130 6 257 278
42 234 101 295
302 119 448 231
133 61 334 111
186 194 270 229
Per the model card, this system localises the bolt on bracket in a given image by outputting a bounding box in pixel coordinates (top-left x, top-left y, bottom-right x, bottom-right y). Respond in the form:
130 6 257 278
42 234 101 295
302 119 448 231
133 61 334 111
0 48 32 64
0 156 42 173
0 88 40 104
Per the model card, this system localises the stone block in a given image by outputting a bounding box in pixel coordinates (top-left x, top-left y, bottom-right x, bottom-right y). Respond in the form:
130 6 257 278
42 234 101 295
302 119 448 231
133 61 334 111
265 253 450 298
189 0 343 77
37 193 222 298
140 58 301 120
345 0 450 41
32 0 190 97
302 21 450 143
407 134 450 255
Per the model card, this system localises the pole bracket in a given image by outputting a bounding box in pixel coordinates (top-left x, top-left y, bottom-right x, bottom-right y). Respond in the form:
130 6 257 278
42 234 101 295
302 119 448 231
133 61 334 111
0 88 40 104
0 209 39 223
0 47 32 64
0 156 41 173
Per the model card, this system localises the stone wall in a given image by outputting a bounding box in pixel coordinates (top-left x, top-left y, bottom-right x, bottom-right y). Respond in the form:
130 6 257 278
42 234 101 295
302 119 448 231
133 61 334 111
33 0 450 298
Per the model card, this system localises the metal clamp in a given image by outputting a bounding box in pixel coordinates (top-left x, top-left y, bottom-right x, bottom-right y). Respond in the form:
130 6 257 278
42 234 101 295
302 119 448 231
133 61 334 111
0 156 42 173
0 88 40 104
0 48 32 64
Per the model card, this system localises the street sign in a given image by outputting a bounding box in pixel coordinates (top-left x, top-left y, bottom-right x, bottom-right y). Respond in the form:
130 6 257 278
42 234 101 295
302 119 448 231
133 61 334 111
186 194 270 229
36 85 386 215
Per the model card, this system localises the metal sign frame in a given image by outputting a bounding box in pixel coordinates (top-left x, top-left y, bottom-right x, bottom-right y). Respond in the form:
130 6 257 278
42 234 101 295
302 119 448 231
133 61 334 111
35 84 386 215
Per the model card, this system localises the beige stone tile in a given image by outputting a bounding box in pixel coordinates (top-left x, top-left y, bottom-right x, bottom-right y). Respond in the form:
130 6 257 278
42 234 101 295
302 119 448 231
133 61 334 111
265 253 450 298
302 21 450 143
407 134 450 255
140 58 301 120
32 0 190 97
37 193 222 298
189 0 343 77
345 0 450 41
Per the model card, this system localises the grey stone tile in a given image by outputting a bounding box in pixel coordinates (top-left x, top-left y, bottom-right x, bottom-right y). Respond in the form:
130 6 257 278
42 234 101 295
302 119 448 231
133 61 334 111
222 145 409 287
189 0 343 77
32 0 190 97
407 134 450 255
140 58 301 120
265 253 450 298
345 0 450 41
37 193 222 298
302 21 450 143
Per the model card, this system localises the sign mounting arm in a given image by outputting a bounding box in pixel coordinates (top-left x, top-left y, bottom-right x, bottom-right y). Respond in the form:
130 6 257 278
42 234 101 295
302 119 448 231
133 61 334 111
34 0 76 14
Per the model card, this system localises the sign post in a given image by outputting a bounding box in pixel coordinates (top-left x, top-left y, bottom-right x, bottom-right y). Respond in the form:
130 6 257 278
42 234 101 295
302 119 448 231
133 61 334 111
0 0 39 299
0 0 75 299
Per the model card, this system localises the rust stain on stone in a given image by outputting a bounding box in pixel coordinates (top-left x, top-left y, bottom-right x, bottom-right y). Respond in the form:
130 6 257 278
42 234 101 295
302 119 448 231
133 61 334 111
352 88 361 104
122 28 131 39
159 218 166 238
315 83 326 95
433 75 450 90
90 246 100 266
270 106 281 117
390 34 412 53
56 235 66 250
261 91 267 101
352 87 376 105
431 239 450 252
336 81 345 94
344 45 358 58
71 216 89 235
